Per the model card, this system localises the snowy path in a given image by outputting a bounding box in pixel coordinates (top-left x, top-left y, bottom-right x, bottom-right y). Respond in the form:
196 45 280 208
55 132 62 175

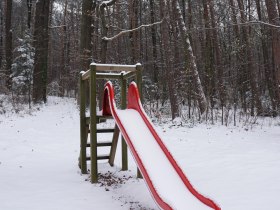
0 98 155 210
1 97 280 210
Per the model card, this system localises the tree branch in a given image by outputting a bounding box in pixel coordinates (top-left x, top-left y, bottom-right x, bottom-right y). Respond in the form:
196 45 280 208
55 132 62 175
195 20 280 31
103 19 163 42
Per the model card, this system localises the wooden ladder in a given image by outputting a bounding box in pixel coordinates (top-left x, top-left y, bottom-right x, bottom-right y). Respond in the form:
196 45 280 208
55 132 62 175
85 115 120 166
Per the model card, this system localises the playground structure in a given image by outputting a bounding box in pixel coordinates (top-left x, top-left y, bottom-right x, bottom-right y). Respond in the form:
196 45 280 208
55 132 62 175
79 63 143 183
79 63 220 210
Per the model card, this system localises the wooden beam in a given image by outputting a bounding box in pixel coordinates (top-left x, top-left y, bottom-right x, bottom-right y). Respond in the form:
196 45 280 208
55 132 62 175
96 73 122 80
123 71 136 79
91 63 137 72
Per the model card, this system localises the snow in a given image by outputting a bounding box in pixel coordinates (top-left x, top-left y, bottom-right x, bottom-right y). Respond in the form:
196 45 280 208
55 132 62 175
1 96 280 210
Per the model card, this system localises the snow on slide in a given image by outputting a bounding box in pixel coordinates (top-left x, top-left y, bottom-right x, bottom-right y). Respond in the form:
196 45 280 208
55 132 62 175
102 82 220 210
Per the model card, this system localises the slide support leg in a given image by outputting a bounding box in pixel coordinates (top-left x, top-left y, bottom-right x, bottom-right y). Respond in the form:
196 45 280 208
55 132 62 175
79 73 87 174
121 74 128 171
90 65 98 183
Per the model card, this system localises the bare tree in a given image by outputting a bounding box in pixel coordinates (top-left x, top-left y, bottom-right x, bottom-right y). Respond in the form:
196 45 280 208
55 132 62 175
32 0 50 103
149 0 159 84
265 0 280 107
5 0 13 88
27 0 32 29
80 0 93 69
237 0 263 115
159 0 179 119
0 1 3 70
173 0 207 114
99 0 117 63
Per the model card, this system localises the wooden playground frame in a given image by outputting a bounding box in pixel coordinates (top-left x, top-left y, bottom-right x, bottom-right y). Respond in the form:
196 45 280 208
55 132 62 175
79 63 142 183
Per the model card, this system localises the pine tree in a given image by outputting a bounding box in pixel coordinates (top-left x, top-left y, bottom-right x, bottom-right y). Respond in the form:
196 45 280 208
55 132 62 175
11 31 34 106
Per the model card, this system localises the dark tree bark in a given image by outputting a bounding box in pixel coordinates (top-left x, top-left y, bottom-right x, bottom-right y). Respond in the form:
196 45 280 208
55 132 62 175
0 2 3 69
129 0 140 63
5 0 13 88
208 0 226 108
237 0 263 115
60 0 68 96
159 0 179 119
181 0 186 21
256 0 278 114
202 0 215 108
276 0 280 17
100 0 117 63
80 0 93 69
229 0 247 112
265 0 280 106
27 0 32 29
149 0 159 83
32 0 50 103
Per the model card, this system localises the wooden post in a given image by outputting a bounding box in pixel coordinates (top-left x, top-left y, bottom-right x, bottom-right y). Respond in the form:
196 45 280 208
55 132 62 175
121 73 128 171
136 63 143 178
79 72 87 174
136 63 143 100
108 125 120 166
90 64 98 183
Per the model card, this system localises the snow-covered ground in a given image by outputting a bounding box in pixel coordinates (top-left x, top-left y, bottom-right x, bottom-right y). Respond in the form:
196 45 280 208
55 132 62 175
0 96 280 210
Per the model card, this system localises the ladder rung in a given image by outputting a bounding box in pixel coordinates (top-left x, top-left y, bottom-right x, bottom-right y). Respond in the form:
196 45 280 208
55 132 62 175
97 115 113 119
86 155 110 161
86 116 113 125
96 128 115 133
97 115 113 123
86 141 112 147
97 155 110 160
97 141 112 147
87 128 115 133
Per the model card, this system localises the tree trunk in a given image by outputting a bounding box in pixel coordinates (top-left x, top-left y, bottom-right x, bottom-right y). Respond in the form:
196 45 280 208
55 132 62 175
129 0 140 63
100 0 117 63
159 0 179 119
202 0 215 109
27 0 32 29
80 0 93 69
149 0 159 84
256 0 278 115
173 0 207 114
33 0 50 103
276 0 280 17
237 0 263 115
0 2 3 69
265 0 280 107
5 0 12 89
208 0 226 107
60 0 68 97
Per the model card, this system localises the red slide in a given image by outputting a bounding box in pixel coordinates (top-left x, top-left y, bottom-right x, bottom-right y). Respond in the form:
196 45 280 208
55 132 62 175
102 81 220 210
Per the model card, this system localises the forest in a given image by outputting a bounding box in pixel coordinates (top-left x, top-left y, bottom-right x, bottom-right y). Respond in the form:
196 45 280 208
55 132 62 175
0 0 280 122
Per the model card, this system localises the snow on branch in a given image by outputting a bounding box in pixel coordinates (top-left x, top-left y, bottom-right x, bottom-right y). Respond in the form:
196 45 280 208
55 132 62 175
100 0 118 8
240 20 280 28
198 20 280 31
103 20 163 42
49 25 66 29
